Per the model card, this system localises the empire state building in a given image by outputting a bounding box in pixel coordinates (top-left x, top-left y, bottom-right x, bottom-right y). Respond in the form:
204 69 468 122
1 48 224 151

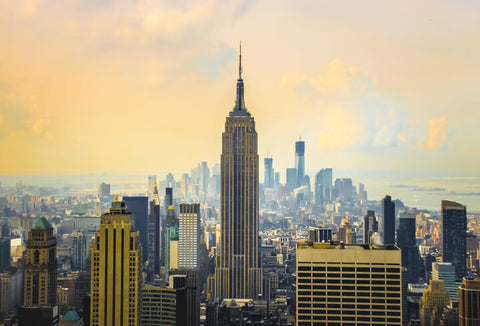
215 46 263 299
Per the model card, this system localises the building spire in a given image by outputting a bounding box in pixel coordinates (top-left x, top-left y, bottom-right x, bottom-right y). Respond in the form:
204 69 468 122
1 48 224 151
239 41 242 79
231 42 249 116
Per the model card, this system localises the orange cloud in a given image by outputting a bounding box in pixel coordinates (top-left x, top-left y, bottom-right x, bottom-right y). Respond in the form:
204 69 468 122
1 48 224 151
419 116 448 148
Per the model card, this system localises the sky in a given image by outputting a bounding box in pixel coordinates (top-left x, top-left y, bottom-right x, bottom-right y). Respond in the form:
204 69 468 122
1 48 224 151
0 0 479 177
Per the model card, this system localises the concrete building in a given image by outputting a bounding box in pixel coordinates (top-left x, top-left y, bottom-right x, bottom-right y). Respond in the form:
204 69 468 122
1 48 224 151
90 198 142 326
296 241 403 326
178 203 200 270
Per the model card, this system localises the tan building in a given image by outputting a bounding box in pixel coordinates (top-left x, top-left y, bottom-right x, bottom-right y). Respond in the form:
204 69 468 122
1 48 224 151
458 277 480 326
296 242 402 326
419 280 451 326
90 198 142 326
140 285 176 326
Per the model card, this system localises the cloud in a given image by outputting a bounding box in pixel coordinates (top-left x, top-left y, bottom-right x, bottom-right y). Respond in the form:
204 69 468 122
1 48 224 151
317 106 365 149
419 116 448 148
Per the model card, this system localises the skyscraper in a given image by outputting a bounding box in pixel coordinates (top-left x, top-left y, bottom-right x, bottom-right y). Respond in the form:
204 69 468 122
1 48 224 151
98 182 110 198
441 200 467 280
286 168 297 191
363 210 378 244
72 232 88 270
264 157 274 189
123 196 148 263
458 277 480 326
419 280 451 326
90 198 142 326
215 46 262 299
178 203 200 270
148 175 156 200
397 212 420 283
147 184 161 279
383 195 395 245
295 140 305 187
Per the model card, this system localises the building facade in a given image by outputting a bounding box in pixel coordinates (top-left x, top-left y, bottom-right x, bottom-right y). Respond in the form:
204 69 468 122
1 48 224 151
72 233 88 270
90 198 142 326
215 47 263 299
178 203 200 270
442 200 467 280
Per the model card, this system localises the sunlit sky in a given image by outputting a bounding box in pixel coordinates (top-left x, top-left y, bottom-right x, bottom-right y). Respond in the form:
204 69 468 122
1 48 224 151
1 0 479 176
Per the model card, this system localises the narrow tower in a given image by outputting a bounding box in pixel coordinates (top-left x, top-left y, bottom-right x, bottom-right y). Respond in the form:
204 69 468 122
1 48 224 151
215 45 263 299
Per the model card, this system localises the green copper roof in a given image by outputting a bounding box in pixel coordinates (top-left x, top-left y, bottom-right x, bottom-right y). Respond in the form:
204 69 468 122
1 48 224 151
33 217 51 229
62 308 80 321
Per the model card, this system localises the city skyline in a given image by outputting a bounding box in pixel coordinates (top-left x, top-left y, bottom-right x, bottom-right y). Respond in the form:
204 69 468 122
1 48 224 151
1 1 479 175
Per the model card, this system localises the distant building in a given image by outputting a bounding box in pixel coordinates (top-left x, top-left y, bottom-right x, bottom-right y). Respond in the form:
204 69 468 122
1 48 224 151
419 280 451 326
295 140 305 188
0 238 10 273
123 196 148 263
165 188 173 214
148 175 157 199
264 158 274 189
334 178 353 201
308 227 332 242
98 182 110 198
458 277 480 326
72 233 88 270
363 210 378 244
297 242 403 325
382 195 395 245
147 184 161 279
441 200 467 280
178 204 200 270
286 168 297 191
90 198 142 326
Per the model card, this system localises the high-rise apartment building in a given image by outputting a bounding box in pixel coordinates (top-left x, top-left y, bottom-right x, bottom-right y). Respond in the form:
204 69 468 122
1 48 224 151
215 47 263 299
90 198 142 326
264 158 274 189
123 196 148 264
382 195 395 245
397 212 420 283
363 210 378 244
72 232 88 270
296 241 403 325
458 277 480 326
178 203 200 270
442 200 467 280
295 140 305 188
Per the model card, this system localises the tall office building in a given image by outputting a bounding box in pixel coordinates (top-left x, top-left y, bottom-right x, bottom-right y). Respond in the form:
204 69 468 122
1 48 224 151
382 195 395 245
458 277 480 326
0 238 10 273
178 203 200 270
295 140 305 188
90 198 142 326
432 262 460 302
98 182 110 198
19 217 59 326
140 284 176 326
334 178 353 201
72 233 88 270
397 212 420 283
419 280 451 326
297 241 403 325
147 184 161 279
215 46 263 299
363 210 378 244
264 158 274 189
165 188 173 214
123 196 148 264
169 270 200 326
441 200 467 280
286 168 297 191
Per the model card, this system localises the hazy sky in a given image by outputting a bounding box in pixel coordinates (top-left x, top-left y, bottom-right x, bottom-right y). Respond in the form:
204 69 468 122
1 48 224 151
1 0 479 177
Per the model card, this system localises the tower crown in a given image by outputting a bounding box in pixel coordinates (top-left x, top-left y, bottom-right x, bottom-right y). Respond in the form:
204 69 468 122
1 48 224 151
230 42 250 117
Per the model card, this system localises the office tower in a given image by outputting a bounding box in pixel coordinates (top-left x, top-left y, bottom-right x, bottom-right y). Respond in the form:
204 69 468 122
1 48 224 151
358 183 367 201
274 172 280 189
363 210 378 244
123 196 148 263
164 225 179 279
315 168 333 190
334 178 353 201
458 277 480 326
295 140 305 187
0 238 10 273
442 200 467 280
166 173 175 187
432 262 460 302
169 270 200 326
215 47 263 300
296 241 403 325
308 227 332 242
90 198 142 326
72 233 88 270
419 280 451 326
140 285 176 326
286 168 297 191
165 187 173 213
98 182 110 198
148 175 156 199
264 158 274 189
148 184 161 279
397 212 420 283
24 217 57 306
19 217 59 326
180 174 189 198
383 195 396 245
178 203 200 269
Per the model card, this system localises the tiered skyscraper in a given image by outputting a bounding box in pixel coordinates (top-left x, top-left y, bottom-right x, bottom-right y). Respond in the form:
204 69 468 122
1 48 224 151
215 46 263 299
90 197 142 326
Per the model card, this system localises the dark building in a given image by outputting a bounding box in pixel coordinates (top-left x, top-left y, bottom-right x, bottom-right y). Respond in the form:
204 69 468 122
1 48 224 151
98 182 110 198
170 270 200 326
363 210 378 244
458 277 480 326
308 228 332 242
215 47 263 299
264 158 274 189
165 188 173 213
397 213 420 283
383 195 396 245
295 140 305 188
442 200 467 280
123 196 149 263
18 306 59 326
148 184 161 279
0 238 10 273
